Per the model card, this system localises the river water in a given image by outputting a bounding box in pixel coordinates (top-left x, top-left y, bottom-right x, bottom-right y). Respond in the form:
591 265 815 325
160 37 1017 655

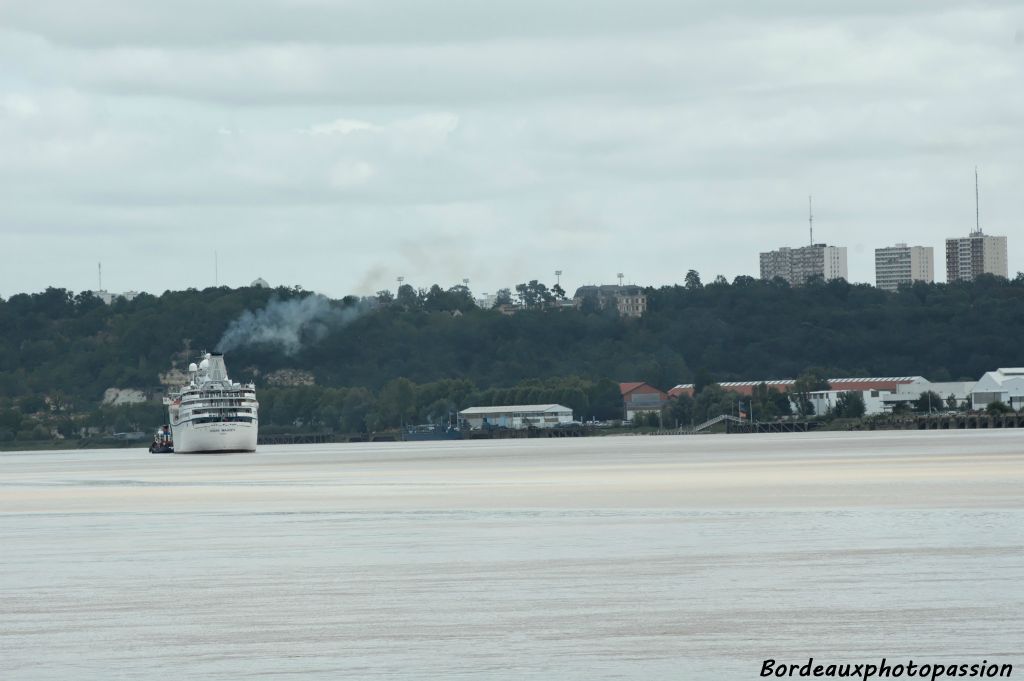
2 431 1022 679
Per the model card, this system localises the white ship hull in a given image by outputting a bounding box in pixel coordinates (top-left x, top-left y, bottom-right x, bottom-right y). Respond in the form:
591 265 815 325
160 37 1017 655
171 419 258 453
165 353 259 454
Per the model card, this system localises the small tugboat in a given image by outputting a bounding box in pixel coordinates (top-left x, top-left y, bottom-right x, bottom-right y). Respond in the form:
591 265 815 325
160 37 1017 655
149 424 174 453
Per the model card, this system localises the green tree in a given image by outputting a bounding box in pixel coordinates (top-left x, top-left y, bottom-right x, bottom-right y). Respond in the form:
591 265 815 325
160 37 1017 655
396 284 421 310
514 280 553 309
684 270 702 290
341 388 374 433
913 390 943 414
587 379 623 421
0 408 23 435
693 384 740 423
445 284 476 312
750 382 792 419
378 377 416 427
834 391 866 418
18 395 47 414
792 368 830 417
668 393 694 427
693 369 713 395
423 284 449 312
985 400 1012 415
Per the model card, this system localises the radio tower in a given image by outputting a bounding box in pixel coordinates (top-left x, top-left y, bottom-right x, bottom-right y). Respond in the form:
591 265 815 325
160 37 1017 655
808 195 814 246
974 167 982 235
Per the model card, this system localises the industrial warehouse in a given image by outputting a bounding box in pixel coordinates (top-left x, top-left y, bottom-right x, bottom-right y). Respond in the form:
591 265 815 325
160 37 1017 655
459 404 575 430
454 368 1024 434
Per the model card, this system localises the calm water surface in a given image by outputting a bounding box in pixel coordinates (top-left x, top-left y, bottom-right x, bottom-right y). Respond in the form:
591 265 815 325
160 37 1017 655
2 431 1022 679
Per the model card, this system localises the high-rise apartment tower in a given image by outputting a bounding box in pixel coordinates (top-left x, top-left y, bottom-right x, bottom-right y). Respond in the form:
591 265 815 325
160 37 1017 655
760 244 848 286
875 244 934 291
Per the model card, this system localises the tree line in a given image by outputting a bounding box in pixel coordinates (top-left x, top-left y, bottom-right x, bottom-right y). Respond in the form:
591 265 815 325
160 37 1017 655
2 273 1023 440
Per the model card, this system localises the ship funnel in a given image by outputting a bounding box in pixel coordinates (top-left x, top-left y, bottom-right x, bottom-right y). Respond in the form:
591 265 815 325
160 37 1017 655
206 353 229 382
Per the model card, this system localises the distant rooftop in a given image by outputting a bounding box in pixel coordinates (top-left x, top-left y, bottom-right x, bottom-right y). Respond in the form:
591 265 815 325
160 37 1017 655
460 404 571 415
670 377 924 394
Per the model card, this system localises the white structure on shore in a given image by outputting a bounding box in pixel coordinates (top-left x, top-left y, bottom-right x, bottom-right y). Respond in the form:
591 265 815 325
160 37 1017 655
875 244 934 291
882 380 977 412
971 369 1024 410
459 404 574 429
807 378 980 416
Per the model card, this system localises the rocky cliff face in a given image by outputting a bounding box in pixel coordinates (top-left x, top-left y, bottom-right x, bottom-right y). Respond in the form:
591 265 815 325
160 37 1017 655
102 388 148 406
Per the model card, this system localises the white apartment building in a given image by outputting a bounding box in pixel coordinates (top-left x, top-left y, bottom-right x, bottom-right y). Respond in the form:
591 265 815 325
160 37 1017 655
91 290 141 305
875 244 934 291
475 293 498 309
945 231 1008 282
759 244 848 286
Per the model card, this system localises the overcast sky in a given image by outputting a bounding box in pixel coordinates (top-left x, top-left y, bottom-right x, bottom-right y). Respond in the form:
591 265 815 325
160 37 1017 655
1 1 1022 299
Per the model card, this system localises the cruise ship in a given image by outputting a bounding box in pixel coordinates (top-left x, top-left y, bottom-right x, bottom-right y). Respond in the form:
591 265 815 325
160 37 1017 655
165 353 258 453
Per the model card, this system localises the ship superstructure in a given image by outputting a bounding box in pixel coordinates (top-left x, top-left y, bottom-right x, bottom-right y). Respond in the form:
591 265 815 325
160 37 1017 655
165 352 258 453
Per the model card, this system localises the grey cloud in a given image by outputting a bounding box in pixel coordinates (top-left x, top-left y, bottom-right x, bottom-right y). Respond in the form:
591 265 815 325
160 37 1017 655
9 1 1017 49
5 9 1020 113
0 1 1022 299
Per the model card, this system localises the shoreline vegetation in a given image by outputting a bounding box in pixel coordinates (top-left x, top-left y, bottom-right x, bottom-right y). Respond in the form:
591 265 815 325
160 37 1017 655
2 274 1023 448
3 413 1018 452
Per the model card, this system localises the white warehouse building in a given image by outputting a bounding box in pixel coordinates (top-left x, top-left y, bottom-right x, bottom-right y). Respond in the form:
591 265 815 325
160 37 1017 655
459 404 574 430
971 369 1024 410
799 378 977 416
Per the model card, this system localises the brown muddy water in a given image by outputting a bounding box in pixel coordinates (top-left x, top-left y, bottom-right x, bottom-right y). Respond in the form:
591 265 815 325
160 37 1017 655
2 430 1022 679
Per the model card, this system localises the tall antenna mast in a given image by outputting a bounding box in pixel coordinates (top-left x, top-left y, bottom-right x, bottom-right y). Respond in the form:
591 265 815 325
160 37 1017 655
98 262 102 291
808 195 814 245
974 166 981 235
215 250 219 286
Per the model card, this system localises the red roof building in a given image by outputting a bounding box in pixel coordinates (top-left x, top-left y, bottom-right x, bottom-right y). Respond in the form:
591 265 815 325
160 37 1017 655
619 382 669 420
668 377 922 398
